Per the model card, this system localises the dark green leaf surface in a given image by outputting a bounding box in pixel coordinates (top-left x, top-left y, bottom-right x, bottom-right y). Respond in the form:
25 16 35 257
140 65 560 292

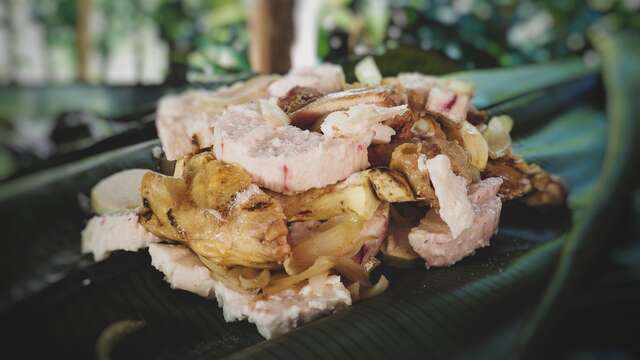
1 32 637 359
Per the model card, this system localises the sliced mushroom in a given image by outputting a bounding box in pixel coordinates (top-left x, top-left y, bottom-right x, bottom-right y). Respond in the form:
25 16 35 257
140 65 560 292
289 86 400 127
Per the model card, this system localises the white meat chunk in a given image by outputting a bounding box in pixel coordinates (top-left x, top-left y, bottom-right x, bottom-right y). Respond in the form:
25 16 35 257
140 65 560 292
408 177 503 267
81 209 160 261
320 104 407 143
148 243 351 339
425 154 474 238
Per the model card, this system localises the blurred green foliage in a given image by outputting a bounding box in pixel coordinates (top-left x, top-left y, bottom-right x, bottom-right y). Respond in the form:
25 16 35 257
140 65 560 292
321 0 640 68
14 0 640 83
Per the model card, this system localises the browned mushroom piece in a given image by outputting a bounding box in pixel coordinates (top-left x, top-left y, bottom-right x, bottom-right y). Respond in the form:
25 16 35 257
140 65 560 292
289 86 401 127
394 111 447 141
466 105 489 126
277 86 323 114
482 153 567 206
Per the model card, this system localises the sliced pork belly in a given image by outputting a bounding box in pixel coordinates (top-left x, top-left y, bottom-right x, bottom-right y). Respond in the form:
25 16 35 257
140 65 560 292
213 104 371 194
149 243 351 339
156 75 276 160
408 177 503 267
81 209 160 261
268 63 345 98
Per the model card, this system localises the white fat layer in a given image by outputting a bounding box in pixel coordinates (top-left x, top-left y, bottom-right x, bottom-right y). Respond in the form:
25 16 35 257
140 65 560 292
320 104 406 139
148 244 351 339
425 154 474 238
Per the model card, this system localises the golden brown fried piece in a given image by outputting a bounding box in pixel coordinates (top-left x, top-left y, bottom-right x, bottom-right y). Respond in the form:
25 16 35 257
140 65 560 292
482 153 566 206
140 156 289 268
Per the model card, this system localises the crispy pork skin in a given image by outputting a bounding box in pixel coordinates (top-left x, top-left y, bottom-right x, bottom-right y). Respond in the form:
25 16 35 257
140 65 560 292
213 104 372 194
408 177 503 267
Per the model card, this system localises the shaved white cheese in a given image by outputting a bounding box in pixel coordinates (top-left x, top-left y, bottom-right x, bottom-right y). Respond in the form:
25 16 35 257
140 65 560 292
321 104 406 139
397 72 438 90
398 72 474 96
425 154 474 238
258 99 290 127
417 154 428 172
371 123 396 144
229 184 262 209
355 56 382 86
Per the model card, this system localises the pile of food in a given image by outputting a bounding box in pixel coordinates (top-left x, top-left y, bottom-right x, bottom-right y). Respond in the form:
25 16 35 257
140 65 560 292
81 58 566 339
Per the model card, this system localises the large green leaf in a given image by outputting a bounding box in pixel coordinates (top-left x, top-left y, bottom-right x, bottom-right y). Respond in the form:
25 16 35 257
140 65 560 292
1 31 637 359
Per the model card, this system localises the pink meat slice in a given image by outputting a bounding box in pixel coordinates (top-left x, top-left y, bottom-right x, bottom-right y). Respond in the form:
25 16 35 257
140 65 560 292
213 104 371 194
408 177 503 267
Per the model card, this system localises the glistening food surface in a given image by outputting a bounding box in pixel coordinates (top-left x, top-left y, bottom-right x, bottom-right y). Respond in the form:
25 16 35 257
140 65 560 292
81 58 568 339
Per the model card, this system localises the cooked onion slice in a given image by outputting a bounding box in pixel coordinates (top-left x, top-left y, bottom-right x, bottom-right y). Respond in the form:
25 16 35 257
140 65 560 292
355 56 382 86
239 268 271 290
91 169 149 214
483 115 514 159
360 275 389 300
264 257 336 295
258 99 290 127
284 214 364 274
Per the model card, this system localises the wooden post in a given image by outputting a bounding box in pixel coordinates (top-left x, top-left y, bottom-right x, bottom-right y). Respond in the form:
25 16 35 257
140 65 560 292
249 0 294 74
76 0 91 82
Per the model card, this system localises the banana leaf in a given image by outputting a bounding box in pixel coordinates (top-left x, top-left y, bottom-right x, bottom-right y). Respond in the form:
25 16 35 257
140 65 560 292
1 30 638 359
